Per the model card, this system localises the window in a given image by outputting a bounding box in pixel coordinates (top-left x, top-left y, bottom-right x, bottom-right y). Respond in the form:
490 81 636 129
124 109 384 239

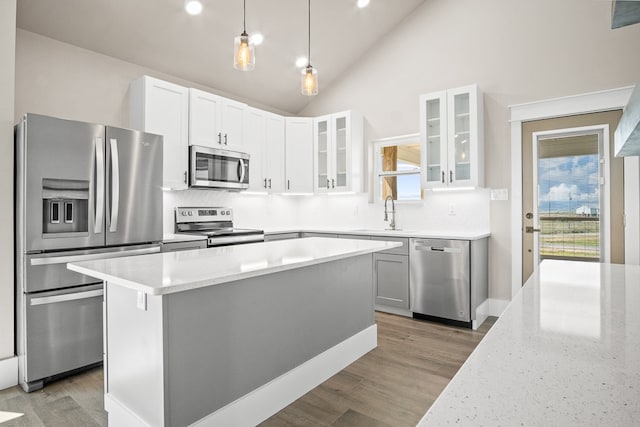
372 135 423 201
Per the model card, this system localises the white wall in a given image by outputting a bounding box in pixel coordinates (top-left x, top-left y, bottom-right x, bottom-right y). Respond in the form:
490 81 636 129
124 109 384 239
0 0 17 362
298 0 640 300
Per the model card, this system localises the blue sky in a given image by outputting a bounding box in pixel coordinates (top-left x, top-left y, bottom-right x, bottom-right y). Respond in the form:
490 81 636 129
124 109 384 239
538 154 599 213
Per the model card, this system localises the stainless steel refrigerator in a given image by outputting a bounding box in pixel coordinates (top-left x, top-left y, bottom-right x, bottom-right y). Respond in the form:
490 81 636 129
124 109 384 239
15 113 163 392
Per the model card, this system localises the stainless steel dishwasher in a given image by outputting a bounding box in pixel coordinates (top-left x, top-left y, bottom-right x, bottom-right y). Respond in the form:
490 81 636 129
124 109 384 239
409 238 488 328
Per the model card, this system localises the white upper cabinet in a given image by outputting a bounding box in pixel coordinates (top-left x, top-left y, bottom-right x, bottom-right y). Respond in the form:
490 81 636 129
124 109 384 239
265 113 285 193
244 109 285 193
189 88 246 152
284 117 314 193
130 75 189 190
313 111 363 193
420 84 483 189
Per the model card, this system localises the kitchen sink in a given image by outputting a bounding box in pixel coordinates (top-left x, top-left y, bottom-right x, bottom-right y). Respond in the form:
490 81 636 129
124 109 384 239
351 228 404 232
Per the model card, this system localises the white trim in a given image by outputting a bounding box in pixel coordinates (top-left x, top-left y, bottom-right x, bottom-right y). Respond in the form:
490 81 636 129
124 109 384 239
371 134 423 202
624 157 640 265
105 394 151 427
0 356 18 391
191 325 377 427
476 298 510 320
510 86 634 298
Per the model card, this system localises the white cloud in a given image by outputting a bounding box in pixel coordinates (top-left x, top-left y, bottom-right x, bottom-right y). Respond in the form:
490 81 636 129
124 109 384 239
539 182 599 203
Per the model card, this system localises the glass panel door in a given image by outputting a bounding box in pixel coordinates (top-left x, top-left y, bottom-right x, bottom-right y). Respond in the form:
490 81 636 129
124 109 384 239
452 92 471 181
424 98 442 184
334 116 348 188
316 119 329 189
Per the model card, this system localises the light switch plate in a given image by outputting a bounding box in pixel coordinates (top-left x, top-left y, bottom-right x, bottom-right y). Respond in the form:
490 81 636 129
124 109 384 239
136 291 147 311
490 188 509 201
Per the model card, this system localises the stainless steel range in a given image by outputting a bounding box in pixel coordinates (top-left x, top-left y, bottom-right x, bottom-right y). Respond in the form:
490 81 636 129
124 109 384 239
175 207 264 247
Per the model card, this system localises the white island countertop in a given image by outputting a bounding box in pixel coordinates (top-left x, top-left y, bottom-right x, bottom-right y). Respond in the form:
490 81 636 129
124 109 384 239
419 259 640 426
68 237 401 296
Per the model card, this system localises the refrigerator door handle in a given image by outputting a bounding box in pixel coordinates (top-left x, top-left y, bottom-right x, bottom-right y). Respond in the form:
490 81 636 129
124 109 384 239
30 246 161 266
30 289 104 306
94 137 105 234
109 138 120 233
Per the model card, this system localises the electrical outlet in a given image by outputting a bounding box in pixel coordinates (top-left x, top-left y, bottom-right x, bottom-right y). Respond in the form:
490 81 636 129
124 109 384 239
448 204 456 216
136 291 147 311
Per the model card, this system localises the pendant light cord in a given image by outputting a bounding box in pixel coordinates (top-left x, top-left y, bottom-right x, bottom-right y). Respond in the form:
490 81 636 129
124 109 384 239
307 0 311 67
243 0 247 33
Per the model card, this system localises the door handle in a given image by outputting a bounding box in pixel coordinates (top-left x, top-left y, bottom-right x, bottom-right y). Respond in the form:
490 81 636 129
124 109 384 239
525 226 541 233
238 159 246 183
31 289 104 306
94 137 104 234
109 138 120 233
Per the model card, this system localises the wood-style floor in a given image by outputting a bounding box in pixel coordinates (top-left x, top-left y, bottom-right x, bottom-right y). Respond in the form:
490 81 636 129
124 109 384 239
0 312 494 427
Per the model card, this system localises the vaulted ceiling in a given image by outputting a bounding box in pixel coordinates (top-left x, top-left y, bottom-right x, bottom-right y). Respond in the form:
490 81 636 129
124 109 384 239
16 0 425 114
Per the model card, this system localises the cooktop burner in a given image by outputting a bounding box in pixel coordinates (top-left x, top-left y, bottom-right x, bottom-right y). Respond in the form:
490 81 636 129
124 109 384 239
175 207 264 247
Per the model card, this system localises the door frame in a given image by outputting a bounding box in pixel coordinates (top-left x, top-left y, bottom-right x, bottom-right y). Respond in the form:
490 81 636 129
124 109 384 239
531 125 610 264
509 86 634 299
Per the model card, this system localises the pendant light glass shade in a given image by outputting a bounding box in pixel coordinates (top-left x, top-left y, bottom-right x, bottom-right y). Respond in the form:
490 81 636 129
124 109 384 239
234 32 255 71
234 0 255 71
301 65 318 96
301 0 318 96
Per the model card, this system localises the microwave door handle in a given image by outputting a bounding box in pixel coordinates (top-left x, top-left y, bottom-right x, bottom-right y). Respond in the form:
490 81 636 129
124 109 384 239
94 137 104 234
238 159 246 183
109 138 120 233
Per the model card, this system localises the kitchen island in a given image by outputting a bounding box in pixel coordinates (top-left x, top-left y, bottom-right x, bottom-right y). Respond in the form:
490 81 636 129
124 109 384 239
418 259 640 426
68 237 400 427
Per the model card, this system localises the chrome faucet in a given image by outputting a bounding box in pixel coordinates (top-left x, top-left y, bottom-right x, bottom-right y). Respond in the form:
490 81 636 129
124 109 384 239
384 196 396 230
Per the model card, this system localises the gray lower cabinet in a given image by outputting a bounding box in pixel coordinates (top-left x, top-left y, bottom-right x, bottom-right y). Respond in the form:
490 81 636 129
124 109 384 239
373 253 409 310
162 240 207 252
264 232 300 242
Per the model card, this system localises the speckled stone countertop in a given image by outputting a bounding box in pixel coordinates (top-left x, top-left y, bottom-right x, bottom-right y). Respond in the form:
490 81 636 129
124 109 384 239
418 259 640 426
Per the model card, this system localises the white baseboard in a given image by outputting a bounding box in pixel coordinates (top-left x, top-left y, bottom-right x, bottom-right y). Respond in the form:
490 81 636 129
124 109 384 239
0 356 18 391
476 298 510 319
105 394 152 427
192 325 378 427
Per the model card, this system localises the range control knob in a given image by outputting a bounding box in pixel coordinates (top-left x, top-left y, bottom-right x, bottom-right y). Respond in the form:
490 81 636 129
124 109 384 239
188 211 193 216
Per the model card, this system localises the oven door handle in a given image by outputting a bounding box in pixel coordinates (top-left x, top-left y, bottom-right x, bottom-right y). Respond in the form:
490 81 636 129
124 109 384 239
30 289 104 306
238 158 246 183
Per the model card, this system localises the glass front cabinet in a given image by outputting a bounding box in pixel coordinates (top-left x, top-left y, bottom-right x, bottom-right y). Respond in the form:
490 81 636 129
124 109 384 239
419 84 484 189
313 111 363 193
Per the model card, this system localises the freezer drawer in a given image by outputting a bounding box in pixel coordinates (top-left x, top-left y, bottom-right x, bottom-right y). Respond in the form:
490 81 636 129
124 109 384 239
24 244 161 293
410 239 470 322
24 284 104 384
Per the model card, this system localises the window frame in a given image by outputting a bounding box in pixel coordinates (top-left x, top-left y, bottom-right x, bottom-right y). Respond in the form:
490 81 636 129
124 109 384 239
371 133 424 204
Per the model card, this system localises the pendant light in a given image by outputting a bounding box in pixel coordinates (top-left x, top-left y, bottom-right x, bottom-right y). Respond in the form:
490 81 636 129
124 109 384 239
234 0 255 71
301 0 318 96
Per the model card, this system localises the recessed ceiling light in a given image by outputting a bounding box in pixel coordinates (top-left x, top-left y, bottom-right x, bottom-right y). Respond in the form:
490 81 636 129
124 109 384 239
357 0 370 8
250 33 264 46
295 56 307 68
185 0 203 15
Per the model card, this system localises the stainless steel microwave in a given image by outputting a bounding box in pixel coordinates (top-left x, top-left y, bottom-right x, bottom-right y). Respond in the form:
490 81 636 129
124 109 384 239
189 145 250 190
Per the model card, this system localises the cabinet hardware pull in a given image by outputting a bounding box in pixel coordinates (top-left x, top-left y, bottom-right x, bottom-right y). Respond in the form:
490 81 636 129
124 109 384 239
332 179 335 188
441 171 445 183
217 132 222 144
287 179 290 190
264 178 267 188
268 178 272 189
224 133 228 145
184 171 187 184
327 179 330 188
449 170 453 183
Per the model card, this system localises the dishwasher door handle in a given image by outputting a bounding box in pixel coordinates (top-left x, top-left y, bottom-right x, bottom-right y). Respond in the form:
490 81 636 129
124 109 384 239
414 244 462 254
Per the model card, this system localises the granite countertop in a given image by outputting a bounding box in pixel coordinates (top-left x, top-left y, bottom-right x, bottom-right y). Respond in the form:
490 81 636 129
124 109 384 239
259 226 490 241
418 259 640 426
67 237 401 296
